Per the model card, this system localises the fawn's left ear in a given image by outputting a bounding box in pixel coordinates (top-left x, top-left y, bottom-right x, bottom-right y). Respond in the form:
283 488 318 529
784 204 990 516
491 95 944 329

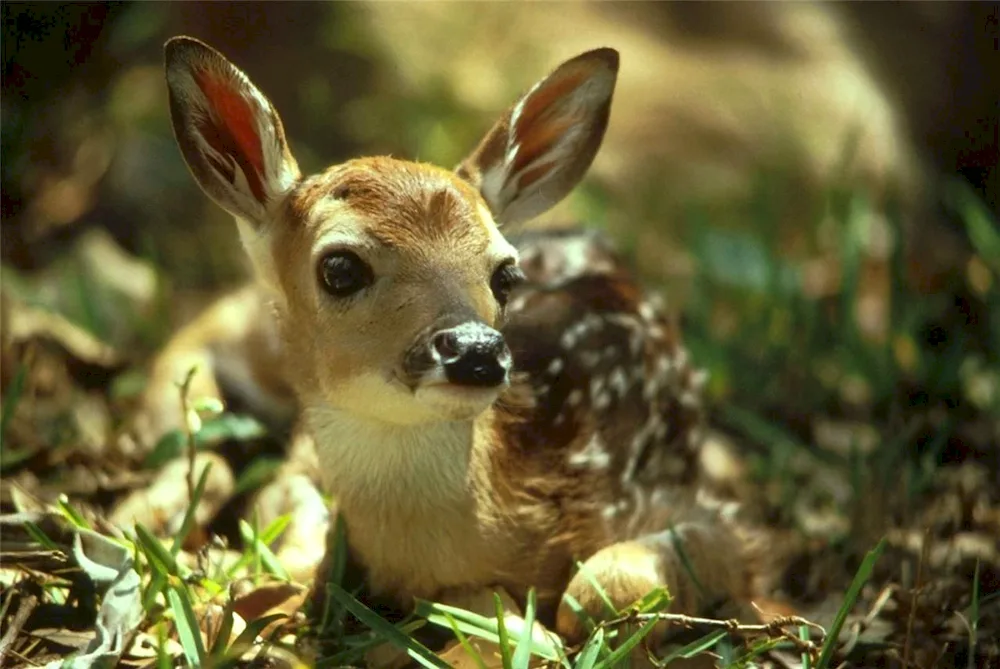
164 36 300 227
457 48 619 227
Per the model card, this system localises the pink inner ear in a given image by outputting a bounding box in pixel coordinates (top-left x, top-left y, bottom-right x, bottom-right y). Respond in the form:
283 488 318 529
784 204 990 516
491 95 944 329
511 69 589 174
512 116 576 175
514 69 587 133
195 70 267 202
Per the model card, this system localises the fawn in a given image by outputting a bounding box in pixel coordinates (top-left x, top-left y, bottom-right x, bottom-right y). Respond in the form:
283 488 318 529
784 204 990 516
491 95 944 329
154 36 763 656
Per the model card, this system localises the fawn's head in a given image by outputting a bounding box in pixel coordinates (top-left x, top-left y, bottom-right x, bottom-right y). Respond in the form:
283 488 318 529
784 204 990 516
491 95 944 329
164 37 618 425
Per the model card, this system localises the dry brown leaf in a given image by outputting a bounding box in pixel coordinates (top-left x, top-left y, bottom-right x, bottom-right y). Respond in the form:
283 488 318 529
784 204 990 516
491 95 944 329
109 452 234 547
23 627 93 653
1 289 122 370
201 602 248 653
434 588 562 669
231 580 307 640
438 636 508 669
231 581 307 621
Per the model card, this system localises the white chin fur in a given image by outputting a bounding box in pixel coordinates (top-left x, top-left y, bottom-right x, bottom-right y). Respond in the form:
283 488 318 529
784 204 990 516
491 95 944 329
318 371 503 426
414 383 504 420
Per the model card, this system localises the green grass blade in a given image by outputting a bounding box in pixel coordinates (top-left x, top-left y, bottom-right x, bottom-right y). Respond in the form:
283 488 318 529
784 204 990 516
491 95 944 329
208 600 237 659
416 599 562 662
658 628 727 664
573 561 618 617
258 513 292 546
73 259 107 340
232 513 289 580
142 570 169 613
156 622 174 668
512 588 537 669
947 179 1000 274
256 537 290 580
325 581 448 669
170 461 212 558
318 619 426 668
815 537 886 669
57 495 92 530
666 526 706 602
969 559 980 669
494 593 514 669
0 446 34 473
315 509 351 638
232 457 284 497
574 628 606 669
558 593 596 638
168 585 207 667
442 611 488 669
23 521 60 552
135 522 180 577
214 612 287 668
714 635 737 666
633 587 671 614
594 616 658 669
238 518 263 579
0 585 13 623
0 359 34 470
219 514 292 580
800 625 813 669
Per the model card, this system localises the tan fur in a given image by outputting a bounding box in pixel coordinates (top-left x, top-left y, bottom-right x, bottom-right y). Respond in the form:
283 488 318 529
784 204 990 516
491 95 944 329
151 36 768 662
129 285 293 451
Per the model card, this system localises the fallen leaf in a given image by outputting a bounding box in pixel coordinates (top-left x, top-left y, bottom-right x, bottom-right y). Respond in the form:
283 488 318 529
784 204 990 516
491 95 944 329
231 580 307 639
109 452 234 549
231 580 308 622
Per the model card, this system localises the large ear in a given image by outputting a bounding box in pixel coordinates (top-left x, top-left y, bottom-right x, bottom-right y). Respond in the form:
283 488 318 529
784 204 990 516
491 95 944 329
456 48 618 227
164 36 300 226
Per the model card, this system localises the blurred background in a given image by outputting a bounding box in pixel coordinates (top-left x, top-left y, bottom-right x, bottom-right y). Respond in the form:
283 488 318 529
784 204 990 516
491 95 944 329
2 4 999 659
2 1 998 486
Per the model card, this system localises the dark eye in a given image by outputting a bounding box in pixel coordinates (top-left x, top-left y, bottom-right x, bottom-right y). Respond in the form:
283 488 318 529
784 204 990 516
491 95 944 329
490 261 525 307
318 251 373 298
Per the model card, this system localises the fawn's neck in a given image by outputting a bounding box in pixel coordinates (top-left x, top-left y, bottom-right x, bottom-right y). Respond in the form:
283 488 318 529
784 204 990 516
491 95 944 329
303 402 516 597
303 402 495 512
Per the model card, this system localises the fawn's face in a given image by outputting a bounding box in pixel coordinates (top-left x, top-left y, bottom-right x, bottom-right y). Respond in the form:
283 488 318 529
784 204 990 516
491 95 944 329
164 37 617 424
271 159 520 423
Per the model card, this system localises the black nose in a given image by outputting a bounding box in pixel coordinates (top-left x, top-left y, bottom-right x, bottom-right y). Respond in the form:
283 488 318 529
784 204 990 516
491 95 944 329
432 322 511 387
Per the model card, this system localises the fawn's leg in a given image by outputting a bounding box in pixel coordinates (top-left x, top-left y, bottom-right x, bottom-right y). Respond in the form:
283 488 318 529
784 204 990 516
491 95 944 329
125 284 294 452
556 512 758 652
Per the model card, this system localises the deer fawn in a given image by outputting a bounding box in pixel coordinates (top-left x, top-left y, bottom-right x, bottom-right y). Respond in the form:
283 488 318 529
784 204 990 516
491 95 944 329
155 36 763 658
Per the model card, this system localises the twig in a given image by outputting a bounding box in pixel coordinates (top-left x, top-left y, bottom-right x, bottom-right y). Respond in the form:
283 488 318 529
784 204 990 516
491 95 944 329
3 646 42 667
598 609 826 640
841 584 895 657
0 588 39 663
592 609 827 665
178 365 200 506
863 584 895 627
902 526 930 668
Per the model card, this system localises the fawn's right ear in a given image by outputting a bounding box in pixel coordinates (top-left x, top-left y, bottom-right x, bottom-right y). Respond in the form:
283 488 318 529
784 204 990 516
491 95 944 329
457 48 619 227
164 36 300 226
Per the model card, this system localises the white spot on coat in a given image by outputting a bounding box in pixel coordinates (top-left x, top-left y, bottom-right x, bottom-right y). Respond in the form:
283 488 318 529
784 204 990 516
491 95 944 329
547 358 564 376
568 434 610 470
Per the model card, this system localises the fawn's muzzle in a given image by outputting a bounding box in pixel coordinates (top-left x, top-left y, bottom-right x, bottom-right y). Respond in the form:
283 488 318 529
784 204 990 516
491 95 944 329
430 322 511 388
